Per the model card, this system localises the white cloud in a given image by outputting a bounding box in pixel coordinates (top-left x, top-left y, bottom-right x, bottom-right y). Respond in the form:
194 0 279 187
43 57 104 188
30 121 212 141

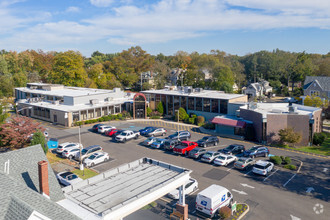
90 0 114 7
66 6 80 13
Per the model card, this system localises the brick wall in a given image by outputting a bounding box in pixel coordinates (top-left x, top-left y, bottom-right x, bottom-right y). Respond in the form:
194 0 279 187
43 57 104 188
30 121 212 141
240 109 263 142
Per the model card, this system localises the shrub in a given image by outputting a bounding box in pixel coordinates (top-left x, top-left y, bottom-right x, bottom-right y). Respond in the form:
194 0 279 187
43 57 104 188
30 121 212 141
284 164 297 170
270 156 282 165
121 110 131 118
313 132 327 146
188 117 195 124
98 118 104 122
196 116 205 126
150 116 161 119
177 107 189 121
30 130 47 154
156 102 164 115
219 206 231 219
147 107 152 117
236 204 243 212
202 122 215 130
283 156 291 165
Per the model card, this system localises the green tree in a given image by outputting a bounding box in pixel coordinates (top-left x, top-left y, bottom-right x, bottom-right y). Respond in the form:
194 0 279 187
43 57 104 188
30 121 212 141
147 107 152 117
304 95 313 106
278 127 302 147
30 130 47 154
50 51 87 87
177 107 189 121
0 104 9 124
156 102 164 115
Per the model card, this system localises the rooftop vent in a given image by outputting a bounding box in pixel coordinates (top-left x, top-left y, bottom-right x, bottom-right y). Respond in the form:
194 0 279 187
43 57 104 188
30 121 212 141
271 109 283 113
90 99 99 105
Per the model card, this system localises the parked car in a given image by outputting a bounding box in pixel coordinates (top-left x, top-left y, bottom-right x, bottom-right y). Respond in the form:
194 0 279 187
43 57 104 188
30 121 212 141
105 128 121 137
213 154 237 166
167 178 198 199
62 147 80 159
252 160 274 176
164 139 181 150
142 137 157 146
201 151 221 163
74 145 103 161
243 146 270 158
234 157 256 170
98 125 116 134
146 127 167 137
219 144 245 155
56 142 80 154
115 130 140 142
84 152 109 167
150 138 166 149
112 129 125 138
188 148 207 159
91 124 105 132
56 171 82 186
139 127 156 136
173 141 198 155
197 136 219 148
167 131 191 141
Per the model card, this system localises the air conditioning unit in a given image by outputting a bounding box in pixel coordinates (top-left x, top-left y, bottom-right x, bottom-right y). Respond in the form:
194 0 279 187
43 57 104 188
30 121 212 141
90 99 99 105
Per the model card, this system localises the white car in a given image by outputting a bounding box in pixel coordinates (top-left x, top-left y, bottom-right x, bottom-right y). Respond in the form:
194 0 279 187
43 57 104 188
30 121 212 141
167 178 198 199
56 171 82 186
252 160 274 176
213 154 237 166
56 142 80 153
84 152 110 167
142 137 157 146
98 125 116 134
62 147 80 159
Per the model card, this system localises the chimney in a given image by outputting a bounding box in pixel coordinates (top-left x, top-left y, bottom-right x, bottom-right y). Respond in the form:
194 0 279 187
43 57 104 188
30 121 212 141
38 160 50 198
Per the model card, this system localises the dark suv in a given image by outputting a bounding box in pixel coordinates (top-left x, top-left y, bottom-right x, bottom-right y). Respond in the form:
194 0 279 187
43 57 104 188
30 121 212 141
197 136 219 148
167 131 191 141
219 144 245 155
164 139 181 150
243 146 269 158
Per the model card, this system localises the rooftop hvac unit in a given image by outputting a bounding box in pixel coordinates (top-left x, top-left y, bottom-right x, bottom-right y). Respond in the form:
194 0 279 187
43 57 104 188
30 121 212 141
195 88 203 93
184 86 192 93
90 99 99 105
271 109 283 113
52 100 60 105
105 97 114 102
177 86 182 91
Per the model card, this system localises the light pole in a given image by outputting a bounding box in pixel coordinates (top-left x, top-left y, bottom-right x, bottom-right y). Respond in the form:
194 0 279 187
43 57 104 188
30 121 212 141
176 109 179 133
78 125 84 175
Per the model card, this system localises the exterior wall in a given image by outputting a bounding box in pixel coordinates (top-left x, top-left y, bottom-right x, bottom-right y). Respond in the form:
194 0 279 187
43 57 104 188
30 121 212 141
244 88 257 97
71 90 126 105
228 95 248 103
313 109 322 133
240 109 263 142
186 110 220 121
304 82 323 97
228 103 246 116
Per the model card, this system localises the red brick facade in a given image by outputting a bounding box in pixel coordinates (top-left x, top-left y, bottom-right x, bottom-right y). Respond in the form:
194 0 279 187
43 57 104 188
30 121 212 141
38 160 49 196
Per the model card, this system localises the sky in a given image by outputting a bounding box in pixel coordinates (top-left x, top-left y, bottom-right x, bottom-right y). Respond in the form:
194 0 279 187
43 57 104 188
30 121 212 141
0 0 330 57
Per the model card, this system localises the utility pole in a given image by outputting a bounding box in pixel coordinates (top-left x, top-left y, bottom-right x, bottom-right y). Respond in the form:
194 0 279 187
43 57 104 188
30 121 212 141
79 125 84 176
141 72 143 91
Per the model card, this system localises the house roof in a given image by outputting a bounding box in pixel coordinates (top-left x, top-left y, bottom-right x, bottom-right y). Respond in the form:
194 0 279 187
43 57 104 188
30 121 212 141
0 172 80 220
304 76 330 91
0 145 65 202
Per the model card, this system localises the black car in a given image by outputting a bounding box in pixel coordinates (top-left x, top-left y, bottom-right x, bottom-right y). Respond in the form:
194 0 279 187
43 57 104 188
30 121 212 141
91 124 105 132
167 131 191 141
219 144 245 155
164 139 181 150
197 136 219 148
139 127 156 136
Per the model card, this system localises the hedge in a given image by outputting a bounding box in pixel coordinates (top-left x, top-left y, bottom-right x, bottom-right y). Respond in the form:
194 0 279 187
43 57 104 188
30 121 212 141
270 156 282 165
284 164 296 170
219 206 231 219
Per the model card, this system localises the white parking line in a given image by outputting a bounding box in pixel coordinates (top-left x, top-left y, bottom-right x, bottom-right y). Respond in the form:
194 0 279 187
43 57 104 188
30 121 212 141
283 173 297 187
227 167 234 171
244 170 252 176
205 144 227 150
263 169 279 182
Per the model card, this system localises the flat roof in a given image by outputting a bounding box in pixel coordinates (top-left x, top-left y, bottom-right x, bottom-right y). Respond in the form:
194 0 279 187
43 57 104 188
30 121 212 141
16 86 118 97
62 158 191 219
240 103 320 118
142 89 246 100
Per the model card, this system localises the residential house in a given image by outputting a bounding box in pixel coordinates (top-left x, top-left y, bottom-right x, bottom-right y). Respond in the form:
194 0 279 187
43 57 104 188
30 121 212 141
244 80 273 99
303 76 330 99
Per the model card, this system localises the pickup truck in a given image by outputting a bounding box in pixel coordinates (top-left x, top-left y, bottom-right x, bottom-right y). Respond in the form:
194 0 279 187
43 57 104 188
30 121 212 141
173 141 198 155
115 130 140 143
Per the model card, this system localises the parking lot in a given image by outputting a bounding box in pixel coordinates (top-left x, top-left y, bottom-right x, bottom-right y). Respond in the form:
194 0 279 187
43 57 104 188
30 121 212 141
48 120 330 220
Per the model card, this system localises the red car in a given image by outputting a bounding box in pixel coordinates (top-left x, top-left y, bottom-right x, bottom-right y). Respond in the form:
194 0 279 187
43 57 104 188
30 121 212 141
173 141 198 155
105 129 122 137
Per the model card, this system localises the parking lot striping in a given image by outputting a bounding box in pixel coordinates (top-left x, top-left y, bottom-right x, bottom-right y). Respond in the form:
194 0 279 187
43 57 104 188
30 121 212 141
226 167 234 171
263 169 279 182
283 173 297 187
204 144 227 150
240 183 255 189
244 170 252 176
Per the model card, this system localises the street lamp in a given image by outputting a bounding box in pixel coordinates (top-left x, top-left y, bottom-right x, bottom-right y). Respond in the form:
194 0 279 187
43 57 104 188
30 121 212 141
175 109 179 133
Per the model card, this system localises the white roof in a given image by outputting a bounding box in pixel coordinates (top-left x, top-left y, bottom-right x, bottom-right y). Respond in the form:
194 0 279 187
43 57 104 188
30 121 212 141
142 89 246 100
199 184 227 198
62 158 191 220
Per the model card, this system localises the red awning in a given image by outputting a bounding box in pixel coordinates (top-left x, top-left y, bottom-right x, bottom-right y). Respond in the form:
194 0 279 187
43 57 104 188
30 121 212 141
211 117 246 128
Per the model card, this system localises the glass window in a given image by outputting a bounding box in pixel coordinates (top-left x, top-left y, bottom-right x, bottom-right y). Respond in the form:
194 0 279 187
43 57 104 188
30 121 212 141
88 109 94 118
188 97 194 110
220 99 228 114
109 106 114 114
203 98 210 112
168 96 173 115
72 112 79 122
81 110 87 120
181 97 187 110
115 105 120 113
196 98 202 111
212 99 219 113
96 108 101 117
174 96 180 111
102 107 107 115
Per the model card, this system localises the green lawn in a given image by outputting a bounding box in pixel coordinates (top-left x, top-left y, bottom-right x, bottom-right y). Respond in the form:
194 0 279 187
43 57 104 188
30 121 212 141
72 168 99 180
280 137 330 156
46 152 65 164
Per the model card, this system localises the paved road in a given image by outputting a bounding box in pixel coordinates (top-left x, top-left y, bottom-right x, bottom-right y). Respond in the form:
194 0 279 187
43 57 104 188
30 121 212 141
46 121 330 220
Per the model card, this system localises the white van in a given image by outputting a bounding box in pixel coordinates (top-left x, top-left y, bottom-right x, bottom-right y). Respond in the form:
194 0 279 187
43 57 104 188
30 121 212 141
195 184 233 217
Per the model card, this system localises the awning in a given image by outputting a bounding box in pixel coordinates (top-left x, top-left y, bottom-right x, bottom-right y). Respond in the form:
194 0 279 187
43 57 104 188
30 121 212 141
211 117 246 128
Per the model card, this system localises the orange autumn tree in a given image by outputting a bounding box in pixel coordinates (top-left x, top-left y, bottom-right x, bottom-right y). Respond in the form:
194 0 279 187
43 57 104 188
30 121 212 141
0 115 45 149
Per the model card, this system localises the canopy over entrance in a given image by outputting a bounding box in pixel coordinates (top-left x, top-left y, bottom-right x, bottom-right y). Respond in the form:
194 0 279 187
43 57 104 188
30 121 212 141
211 117 246 128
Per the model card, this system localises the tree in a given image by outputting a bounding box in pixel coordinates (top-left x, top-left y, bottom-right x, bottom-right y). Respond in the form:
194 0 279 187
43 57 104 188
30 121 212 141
142 82 153 90
0 116 45 149
156 102 164 115
304 95 313 106
177 107 189 121
30 130 47 154
0 103 9 124
278 127 302 147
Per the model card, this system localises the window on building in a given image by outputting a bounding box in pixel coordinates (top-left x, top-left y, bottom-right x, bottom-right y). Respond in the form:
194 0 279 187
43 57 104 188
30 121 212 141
220 99 228 114
196 98 202 111
203 98 210 112
188 97 194 110
102 107 107 115
211 99 219 113
174 96 180 111
96 108 101 117
72 112 79 122
81 110 87 120
181 97 187 110
109 106 114 114
115 105 120 113
311 90 320 96
88 109 94 118
168 96 173 115
45 109 50 119
156 94 161 102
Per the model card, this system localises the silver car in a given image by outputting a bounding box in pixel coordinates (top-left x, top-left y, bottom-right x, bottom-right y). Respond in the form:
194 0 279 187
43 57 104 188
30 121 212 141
200 151 221 163
188 148 207 159
147 128 167 137
234 157 256 170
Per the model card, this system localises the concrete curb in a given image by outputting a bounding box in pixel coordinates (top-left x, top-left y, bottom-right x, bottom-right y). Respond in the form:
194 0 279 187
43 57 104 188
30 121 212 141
237 203 250 220
291 158 303 173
